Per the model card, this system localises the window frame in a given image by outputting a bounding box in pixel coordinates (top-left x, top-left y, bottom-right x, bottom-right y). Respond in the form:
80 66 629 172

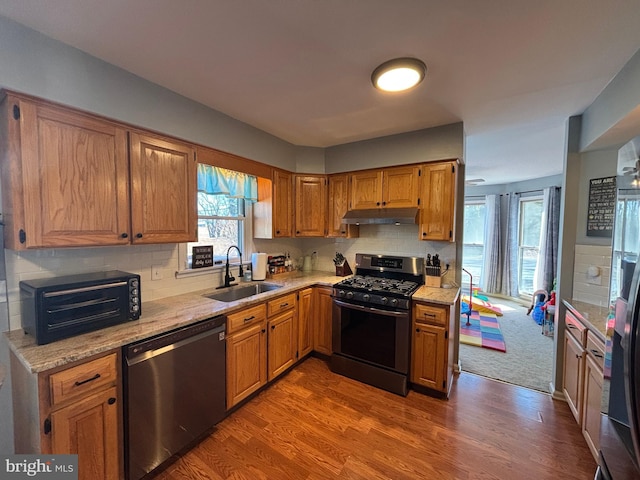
517 195 543 297
462 198 487 289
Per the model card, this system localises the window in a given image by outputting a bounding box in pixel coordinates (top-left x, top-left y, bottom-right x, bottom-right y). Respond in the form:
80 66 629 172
517 197 543 296
462 200 486 287
186 193 247 268
180 164 257 272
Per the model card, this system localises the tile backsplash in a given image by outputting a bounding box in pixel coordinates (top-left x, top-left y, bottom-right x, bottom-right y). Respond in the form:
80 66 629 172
5 223 456 330
572 244 612 306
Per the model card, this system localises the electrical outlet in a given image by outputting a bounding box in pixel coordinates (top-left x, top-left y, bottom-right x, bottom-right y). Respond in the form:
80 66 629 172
151 265 163 281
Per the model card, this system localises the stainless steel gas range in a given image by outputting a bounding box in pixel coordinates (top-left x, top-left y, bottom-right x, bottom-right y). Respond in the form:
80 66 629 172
331 253 425 396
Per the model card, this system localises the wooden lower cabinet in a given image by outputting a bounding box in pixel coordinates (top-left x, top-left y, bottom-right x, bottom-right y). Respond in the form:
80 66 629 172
10 350 121 480
51 387 119 480
582 353 603 460
226 321 267 408
313 287 333 355
410 301 455 396
297 287 314 358
268 309 296 381
563 327 585 423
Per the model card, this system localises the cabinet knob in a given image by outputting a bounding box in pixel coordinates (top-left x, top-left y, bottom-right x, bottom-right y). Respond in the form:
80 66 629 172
262 328 266 334
276 230 280 234
376 202 380 206
416 328 420 332
422 232 426 236
136 233 143 238
271 325 276 330
382 201 386 206
296 231 300 234
107 397 116 405
121 233 129 238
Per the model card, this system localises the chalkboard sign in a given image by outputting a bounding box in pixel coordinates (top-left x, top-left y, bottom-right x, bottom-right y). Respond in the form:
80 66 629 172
587 176 616 237
192 245 214 268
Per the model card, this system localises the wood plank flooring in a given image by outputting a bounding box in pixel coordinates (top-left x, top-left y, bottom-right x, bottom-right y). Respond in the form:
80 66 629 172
153 358 597 479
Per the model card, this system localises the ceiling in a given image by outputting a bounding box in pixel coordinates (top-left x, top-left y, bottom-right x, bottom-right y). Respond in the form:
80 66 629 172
1 0 640 185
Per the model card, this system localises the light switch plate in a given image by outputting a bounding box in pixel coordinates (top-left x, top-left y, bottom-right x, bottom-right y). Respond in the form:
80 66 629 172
151 265 163 281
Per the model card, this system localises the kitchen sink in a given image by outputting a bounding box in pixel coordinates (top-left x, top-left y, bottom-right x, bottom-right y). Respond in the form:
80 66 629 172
203 283 282 302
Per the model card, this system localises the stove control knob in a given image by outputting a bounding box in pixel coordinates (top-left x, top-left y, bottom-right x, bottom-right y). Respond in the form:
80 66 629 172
346 291 354 299
381 297 388 305
390 298 398 306
338 290 346 297
363 294 370 302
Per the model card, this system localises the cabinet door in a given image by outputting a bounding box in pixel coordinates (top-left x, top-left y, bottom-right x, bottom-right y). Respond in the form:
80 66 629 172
268 309 296 381
226 322 267 408
411 323 447 392
298 288 314 358
382 165 420 208
50 386 119 480
273 170 293 237
419 162 456 241
582 354 603 460
327 174 358 238
129 132 196 244
313 287 333 355
15 100 130 248
563 331 585 424
350 171 383 210
294 175 327 237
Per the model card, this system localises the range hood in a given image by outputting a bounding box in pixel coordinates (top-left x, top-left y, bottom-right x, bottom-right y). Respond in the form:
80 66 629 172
342 207 419 225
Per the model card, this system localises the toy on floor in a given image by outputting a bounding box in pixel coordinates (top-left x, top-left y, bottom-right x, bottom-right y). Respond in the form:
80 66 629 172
460 294 503 316
528 289 548 325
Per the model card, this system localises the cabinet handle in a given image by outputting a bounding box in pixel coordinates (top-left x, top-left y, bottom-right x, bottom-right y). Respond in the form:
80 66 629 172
136 233 143 238
243 315 255 323
590 349 604 359
341 230 346 234
121 233 129 238
107 397 116 405
280 303 289 308
74 373 101 387
567 324 577 329
575 354 581 359
423 312 436 318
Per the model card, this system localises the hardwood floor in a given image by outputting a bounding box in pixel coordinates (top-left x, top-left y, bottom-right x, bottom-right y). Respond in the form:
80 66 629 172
154 357 597 479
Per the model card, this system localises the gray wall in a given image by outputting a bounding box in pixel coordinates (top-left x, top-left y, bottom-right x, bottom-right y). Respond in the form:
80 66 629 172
465 174 563 197
324 123 464 173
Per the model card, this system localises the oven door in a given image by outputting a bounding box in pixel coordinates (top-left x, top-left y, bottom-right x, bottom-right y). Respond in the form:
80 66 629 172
332 298 410 373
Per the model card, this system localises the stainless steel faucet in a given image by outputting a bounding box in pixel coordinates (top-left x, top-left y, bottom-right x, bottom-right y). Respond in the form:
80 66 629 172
218 245 243 289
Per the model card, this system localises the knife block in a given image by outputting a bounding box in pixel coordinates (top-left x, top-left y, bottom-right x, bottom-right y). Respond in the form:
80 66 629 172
335 260 353 277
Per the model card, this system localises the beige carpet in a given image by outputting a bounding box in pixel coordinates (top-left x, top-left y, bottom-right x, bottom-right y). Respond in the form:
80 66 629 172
458 295 554 393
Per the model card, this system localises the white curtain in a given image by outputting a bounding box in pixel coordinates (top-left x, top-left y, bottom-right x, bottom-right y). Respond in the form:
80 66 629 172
482 194 502 293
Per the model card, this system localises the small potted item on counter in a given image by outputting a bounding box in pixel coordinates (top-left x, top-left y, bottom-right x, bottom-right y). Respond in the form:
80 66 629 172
333 252 353 277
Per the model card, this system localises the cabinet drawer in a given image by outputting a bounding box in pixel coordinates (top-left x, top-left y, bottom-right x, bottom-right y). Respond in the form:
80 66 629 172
49 353 117 406
414 303 447 326
267 293 296 317
566 311 587 347
586 331 605 371
227 304 267 334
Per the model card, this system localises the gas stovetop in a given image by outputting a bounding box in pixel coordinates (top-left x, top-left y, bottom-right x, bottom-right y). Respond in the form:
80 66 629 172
332 254 425 310
335 275 420 296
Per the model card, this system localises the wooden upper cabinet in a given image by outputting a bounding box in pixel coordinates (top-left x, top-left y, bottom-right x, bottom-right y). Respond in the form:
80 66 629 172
419 161 457 241
327 174 358 238
294 175 327 237
129 132 196 244
2 94 131 249
349 165 420 210
382 165 421 208
349 170 383 209
254 169 293 239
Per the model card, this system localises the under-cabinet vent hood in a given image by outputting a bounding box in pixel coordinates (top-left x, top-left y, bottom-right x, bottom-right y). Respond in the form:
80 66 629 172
342 208 419 225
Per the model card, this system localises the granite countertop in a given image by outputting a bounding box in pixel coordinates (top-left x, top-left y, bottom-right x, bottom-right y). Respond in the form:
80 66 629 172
5 271 460 374
562 298 610 342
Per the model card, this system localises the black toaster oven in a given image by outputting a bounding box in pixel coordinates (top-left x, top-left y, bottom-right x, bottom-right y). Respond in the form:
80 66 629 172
20 270 141 345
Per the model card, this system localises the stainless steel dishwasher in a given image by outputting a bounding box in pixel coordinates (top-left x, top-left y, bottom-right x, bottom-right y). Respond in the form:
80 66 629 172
124 315 226 480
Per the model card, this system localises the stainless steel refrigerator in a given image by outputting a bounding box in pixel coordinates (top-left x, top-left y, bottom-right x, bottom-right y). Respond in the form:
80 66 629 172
598 137 640 479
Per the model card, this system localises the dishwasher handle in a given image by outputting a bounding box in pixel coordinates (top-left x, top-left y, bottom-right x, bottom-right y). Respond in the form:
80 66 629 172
125 316 225 365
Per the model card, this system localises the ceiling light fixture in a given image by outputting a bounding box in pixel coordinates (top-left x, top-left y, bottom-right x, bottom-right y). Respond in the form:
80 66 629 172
371 57 427 92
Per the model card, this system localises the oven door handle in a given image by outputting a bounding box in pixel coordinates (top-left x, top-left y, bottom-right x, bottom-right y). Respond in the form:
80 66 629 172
333 298 409 318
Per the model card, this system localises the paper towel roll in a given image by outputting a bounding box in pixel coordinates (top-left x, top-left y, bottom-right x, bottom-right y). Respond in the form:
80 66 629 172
251 253 268 280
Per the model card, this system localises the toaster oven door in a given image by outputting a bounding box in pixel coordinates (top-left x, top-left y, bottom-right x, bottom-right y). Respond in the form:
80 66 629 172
40 281 131 342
